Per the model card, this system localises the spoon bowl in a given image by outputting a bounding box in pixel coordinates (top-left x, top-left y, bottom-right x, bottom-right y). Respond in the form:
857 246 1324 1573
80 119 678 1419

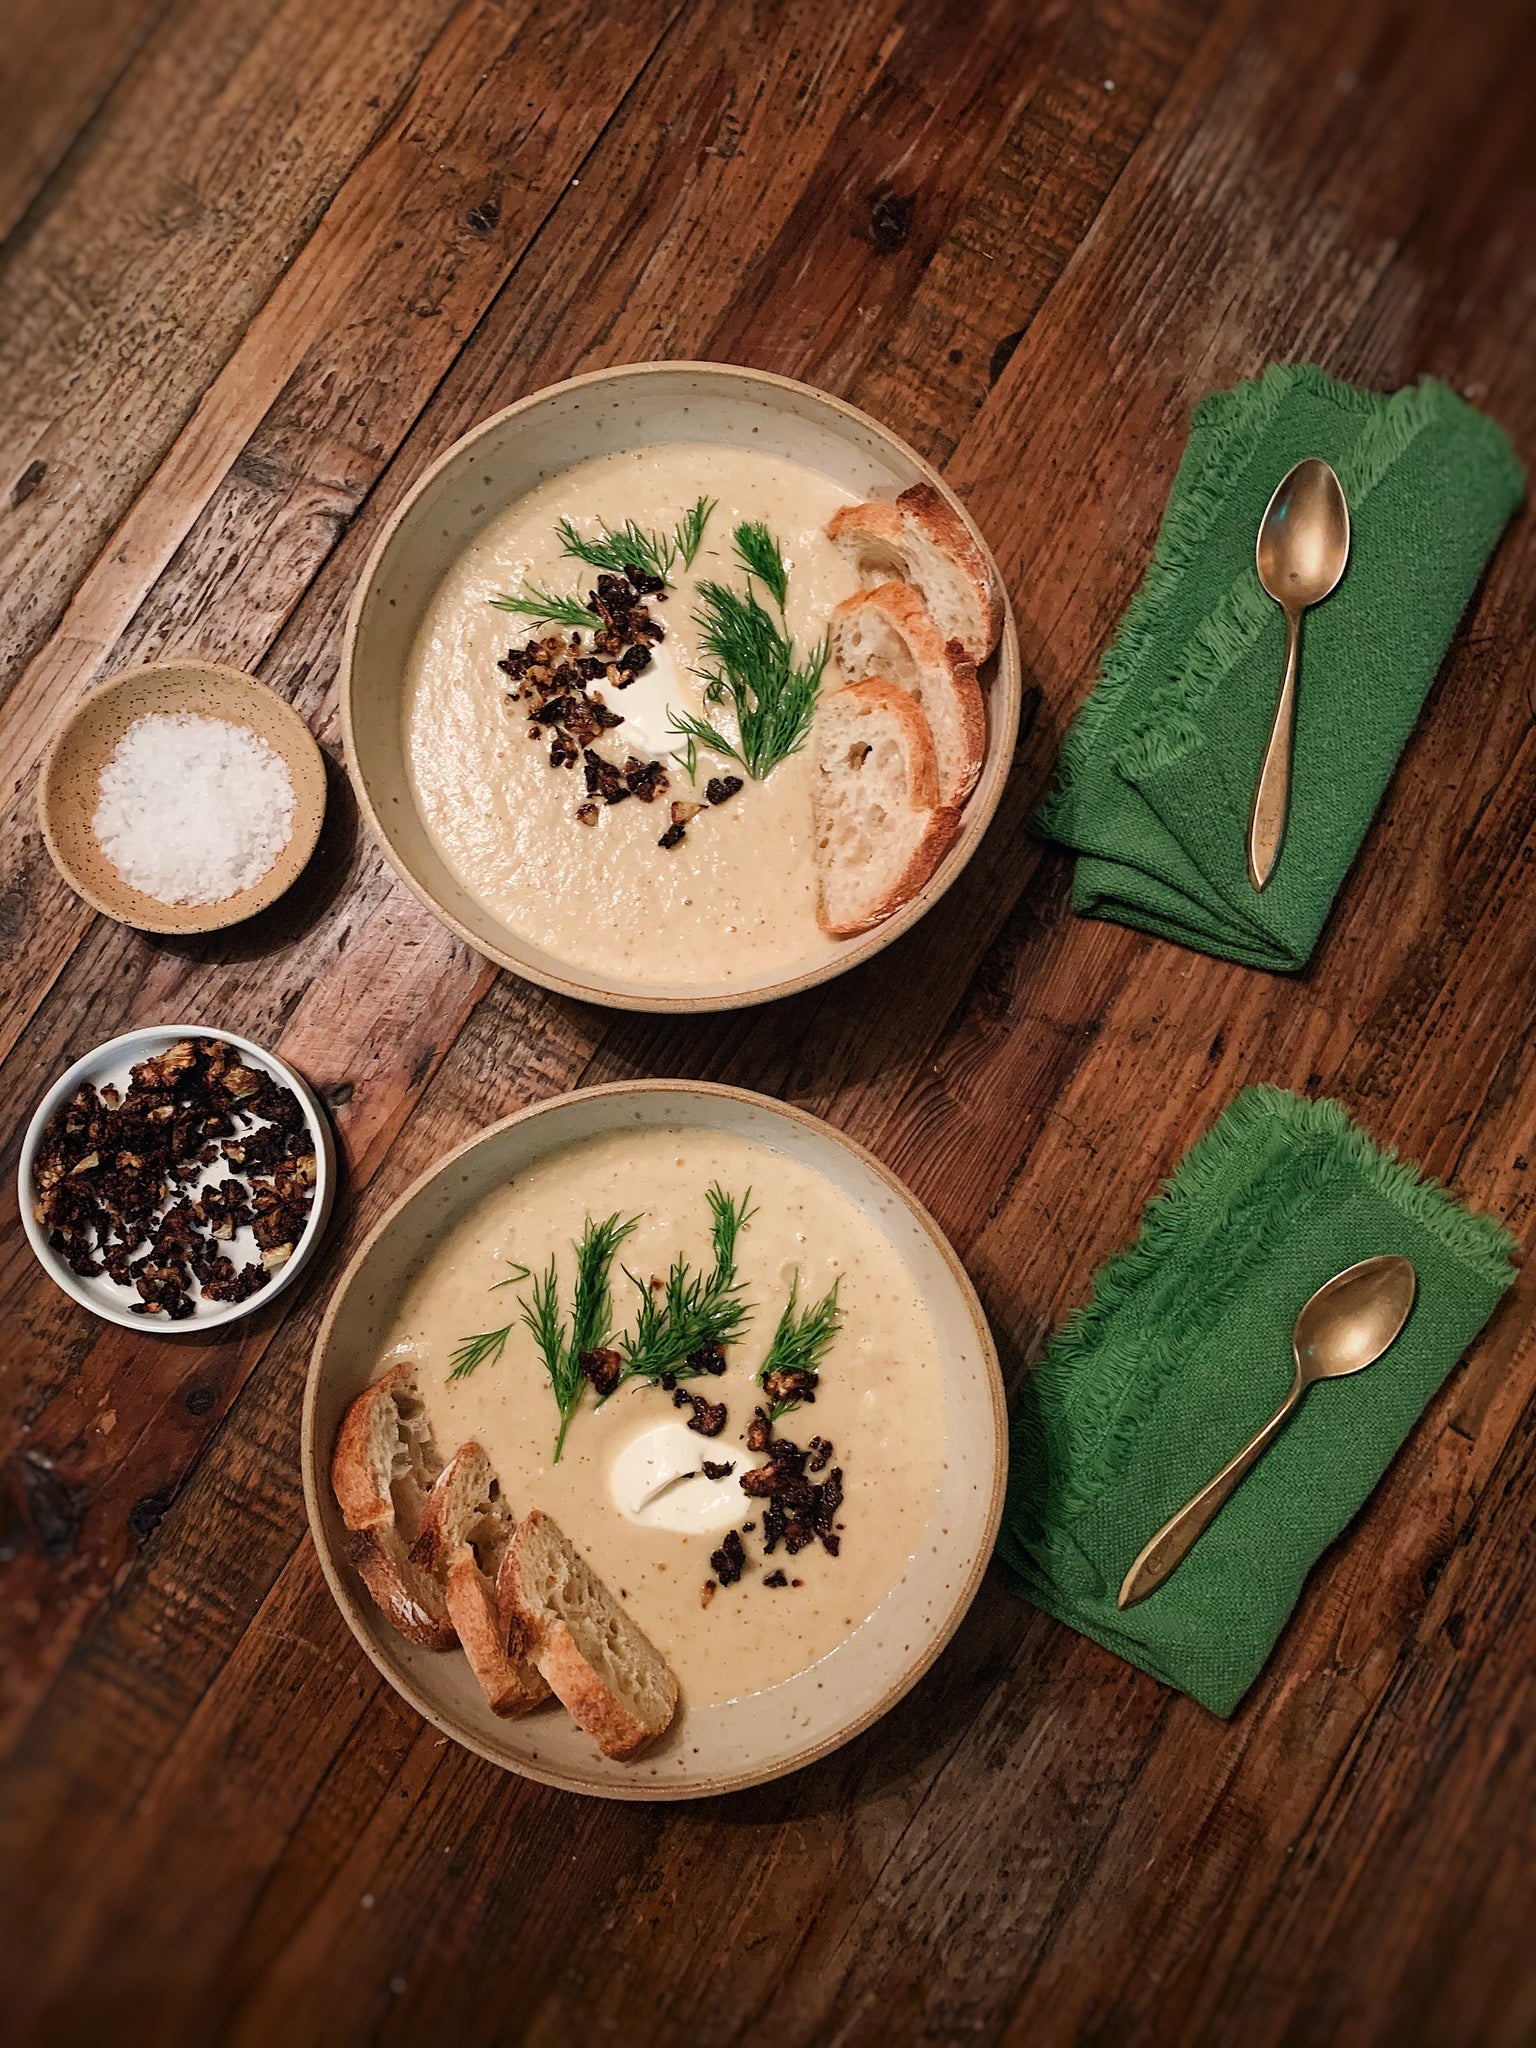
1256 457 1352 611
1295 1254 1417 1382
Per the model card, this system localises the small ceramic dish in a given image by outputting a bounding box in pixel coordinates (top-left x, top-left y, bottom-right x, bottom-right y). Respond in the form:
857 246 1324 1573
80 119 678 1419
19 1025 336 1333
302 1079 1005 1801
38 661 327 935
342 361 1022 1013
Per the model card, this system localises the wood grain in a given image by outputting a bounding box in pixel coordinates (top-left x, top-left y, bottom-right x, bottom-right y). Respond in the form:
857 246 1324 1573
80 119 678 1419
2 0 1534 2041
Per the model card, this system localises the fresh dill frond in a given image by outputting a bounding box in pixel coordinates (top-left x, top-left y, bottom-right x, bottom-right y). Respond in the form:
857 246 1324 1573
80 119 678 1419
758 1273 842 1421
489 1259 532 1291
671 730 701 782
555 497 715 587
571 1212 637 1360
675 522 828 778
667 705 747 774
489 585 601 632
733 520 789 609
448 1323 513 1382
677 494 716 569
617 1184 754 1388
515 1215 637 1461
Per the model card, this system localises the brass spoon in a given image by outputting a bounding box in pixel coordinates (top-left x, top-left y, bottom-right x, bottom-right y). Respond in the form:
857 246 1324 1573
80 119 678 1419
1117 1254 1416 1610
1247 457 1351 890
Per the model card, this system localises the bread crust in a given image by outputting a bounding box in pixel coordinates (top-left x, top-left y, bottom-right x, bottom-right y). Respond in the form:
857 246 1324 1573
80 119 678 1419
895 482 1003 660
812 677 959 941
829 582 986 807
819 803 960 940
826 488 1002 664
330 1361 409 1531
345 1525 457 1651
505 1509 678 1761
445 1544 550 1716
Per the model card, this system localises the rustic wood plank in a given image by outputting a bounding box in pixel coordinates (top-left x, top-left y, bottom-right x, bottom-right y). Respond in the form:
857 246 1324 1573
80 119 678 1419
0 0 463 701
0 0 173 245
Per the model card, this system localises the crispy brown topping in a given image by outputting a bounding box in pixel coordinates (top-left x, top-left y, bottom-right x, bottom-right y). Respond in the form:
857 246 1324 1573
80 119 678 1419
684 1394 728 1437
763 1570 789 1589
575 802 599 827
625 758 668 803
31 1038 315 1318
578 1346 623 1397
709 1529 746 1586
657 821 687 850
745 1407 772 1453
700 1579 717 1608
701 1459 735 1480
705 775 745 805
761 1366 818 1407
687 1340 728 1377
670 800 703 826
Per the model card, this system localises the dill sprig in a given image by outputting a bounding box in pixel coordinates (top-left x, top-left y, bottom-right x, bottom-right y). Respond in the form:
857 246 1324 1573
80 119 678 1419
732 519 789 608
670 522 829 779
489 585 602 632
758 1273 842 1421
515 1213 637 1461
618 1184 755 1388
556 495 715 585
447 1323 513 1382
489 1259 532 1291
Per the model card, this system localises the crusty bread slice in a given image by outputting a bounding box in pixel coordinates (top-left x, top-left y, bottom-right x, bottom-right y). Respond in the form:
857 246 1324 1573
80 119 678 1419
829 582 985 808
415 1442 549 1716
504 1509 679 1761
330 1364 455 1651
331 1361 442 1533
811 678 959 939
827 483 1002 663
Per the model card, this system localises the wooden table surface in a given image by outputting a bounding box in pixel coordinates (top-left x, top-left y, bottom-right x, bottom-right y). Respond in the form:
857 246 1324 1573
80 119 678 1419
3 1 1534 2041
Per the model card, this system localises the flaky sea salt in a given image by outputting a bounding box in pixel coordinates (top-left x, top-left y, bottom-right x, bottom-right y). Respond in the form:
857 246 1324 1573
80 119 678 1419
93 712 296 907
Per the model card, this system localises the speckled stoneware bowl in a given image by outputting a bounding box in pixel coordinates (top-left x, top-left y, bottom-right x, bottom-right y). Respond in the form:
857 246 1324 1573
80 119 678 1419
342 361 1022 1012
20 1024 336 1332
38 661 328 935
303 1081 1005 1800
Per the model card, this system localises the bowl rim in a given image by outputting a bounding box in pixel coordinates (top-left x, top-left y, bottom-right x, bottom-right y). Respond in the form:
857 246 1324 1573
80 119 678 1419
18 1024 336 1332
37 659 328 936
340 359 1021 1014
301 1077 1007 1800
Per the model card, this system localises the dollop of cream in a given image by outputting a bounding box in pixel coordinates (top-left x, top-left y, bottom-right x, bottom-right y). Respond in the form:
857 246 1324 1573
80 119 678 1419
600 638 692 758
608 1419 747 1534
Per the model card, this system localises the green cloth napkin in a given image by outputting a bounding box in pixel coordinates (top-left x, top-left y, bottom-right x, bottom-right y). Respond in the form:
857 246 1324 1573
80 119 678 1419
1037 365 1524 970
996 1087 1515 1715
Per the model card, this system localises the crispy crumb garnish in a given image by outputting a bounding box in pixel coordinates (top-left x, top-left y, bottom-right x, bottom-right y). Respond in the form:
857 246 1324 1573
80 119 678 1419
31 1037 315 1317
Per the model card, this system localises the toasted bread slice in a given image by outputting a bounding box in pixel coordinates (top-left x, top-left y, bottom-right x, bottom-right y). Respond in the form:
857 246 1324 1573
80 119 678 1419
416 1442 549 1716
811 678 959 939
330 1364 454 1651
829 582 985 808
827 483 1002 663
505 1509 679 1761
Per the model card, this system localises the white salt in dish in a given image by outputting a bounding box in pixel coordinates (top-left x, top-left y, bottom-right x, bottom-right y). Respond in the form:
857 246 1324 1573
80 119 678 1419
38 661 328 936
94 712 296 906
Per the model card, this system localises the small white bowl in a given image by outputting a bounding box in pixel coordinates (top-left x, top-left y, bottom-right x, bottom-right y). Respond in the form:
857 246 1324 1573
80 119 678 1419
19 1026 336 1332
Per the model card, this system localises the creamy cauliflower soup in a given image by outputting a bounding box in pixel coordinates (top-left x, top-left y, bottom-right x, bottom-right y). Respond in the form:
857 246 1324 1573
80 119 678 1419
375 1127 948 1704
405 443 864 987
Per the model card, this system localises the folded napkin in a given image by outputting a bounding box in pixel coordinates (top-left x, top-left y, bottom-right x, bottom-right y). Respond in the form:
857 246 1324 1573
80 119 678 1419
997 1087 1515 1715
1037 366 1524 970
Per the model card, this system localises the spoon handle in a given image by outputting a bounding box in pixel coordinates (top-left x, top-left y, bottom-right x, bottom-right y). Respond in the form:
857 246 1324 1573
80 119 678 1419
1248 605 1301 890
1117 1374 1304 1610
